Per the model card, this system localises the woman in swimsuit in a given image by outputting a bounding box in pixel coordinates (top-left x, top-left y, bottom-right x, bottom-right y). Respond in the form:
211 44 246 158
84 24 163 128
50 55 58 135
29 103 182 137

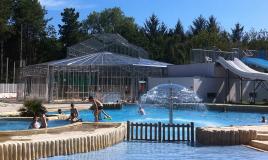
67 103 81 121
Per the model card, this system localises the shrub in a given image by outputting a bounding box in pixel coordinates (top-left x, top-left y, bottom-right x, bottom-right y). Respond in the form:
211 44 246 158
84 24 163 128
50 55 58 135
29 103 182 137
19 99 47 117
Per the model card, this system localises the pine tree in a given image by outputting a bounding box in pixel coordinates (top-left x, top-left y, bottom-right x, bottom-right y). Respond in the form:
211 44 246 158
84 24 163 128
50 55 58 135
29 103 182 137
0 0 12 80
231 23 244 43
190 15 207 35
207 15 219 33
58 8 82 52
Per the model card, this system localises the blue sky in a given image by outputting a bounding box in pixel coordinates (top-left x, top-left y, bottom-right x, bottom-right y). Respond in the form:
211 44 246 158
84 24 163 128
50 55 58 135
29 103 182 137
39 0 268 32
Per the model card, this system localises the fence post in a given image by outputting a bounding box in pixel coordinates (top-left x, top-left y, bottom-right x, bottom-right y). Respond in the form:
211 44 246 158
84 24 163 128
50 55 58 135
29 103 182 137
191 122 195 143
158 122 161 142
127 121 130 141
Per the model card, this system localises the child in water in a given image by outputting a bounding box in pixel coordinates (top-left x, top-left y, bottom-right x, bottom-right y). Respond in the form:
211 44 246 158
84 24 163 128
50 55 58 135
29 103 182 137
138 106 145 115
261 116 267 123
29 116 40 129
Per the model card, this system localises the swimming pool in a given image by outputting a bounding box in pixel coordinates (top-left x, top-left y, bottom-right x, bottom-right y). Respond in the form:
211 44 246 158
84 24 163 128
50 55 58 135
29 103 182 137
42 105 268 160
0 119 69 131
1 104 265 159
42 141 268 160
62 104 266 127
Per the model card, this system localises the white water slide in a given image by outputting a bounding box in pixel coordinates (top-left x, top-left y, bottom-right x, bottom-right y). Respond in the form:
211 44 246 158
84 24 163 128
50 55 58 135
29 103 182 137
217 57 268 81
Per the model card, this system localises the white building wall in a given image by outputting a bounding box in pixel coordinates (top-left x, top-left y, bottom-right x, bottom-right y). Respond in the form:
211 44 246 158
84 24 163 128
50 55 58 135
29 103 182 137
148 77 268 104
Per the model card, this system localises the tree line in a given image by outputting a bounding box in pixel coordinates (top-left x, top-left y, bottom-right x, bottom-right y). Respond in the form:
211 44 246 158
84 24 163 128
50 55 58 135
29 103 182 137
1 1 268 82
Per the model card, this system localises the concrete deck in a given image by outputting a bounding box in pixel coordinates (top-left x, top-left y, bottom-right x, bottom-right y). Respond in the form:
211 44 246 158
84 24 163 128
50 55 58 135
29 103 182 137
0 122 127 160
196 125 268 151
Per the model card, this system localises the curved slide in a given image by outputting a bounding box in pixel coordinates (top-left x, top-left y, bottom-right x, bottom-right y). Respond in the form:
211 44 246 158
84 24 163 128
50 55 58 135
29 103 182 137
242 57 268 70
217 57 268 81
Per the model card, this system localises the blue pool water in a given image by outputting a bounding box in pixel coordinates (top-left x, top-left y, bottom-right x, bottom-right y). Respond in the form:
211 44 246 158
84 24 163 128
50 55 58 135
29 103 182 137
42 142 268 160
0 119 69 131
63 105 266 127
3 105 268 159
43 105 268 160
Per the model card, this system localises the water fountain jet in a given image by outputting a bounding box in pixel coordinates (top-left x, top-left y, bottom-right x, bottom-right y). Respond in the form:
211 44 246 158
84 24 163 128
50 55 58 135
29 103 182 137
140 83 204 124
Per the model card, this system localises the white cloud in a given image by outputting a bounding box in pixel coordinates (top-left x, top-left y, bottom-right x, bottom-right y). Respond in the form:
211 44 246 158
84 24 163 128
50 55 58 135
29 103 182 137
39 0 96 10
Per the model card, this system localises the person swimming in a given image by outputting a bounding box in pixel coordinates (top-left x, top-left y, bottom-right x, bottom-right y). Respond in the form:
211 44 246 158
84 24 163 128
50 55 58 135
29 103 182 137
261 116 267 123
138 106 145 115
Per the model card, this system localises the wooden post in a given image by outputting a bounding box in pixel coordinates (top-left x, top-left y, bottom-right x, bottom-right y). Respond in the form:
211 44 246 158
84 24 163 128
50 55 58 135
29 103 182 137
145 123 148 140
135 123 138 140
168 124 171 141
127 121 130 141
140 125 143 140
182 124 185 141
131 122 134 140
158 122 161 142
149 123 152 141
172 125 175 141
154 124 157 141
187 124 190 141
177 124 180 141
191 122 195 143
163 124 165 141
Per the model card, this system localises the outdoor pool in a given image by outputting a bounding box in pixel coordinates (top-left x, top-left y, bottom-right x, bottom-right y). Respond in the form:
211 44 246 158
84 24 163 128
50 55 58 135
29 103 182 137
42 105 268 160
2 104 268 159
0 119 69 131
1 104 266 131
42 141 268 160
64 104 267 127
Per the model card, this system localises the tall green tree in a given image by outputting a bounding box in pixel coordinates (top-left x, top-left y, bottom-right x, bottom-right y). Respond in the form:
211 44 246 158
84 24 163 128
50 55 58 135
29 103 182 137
231 23 244 43
190 15 207 35
142 14 168 60
12 0 47 65
207 15 219 33
0 0 12 80
143 14 160 41
37 25 63 62
58 8 82 53
174 19 185 41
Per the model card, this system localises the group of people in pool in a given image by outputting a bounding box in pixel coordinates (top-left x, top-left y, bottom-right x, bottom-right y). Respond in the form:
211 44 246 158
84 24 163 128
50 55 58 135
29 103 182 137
29 96 147 129
66 96 112 123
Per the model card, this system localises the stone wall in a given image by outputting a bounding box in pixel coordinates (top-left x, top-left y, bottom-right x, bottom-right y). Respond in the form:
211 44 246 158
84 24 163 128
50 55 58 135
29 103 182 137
196 127 257 145
0 122 126 160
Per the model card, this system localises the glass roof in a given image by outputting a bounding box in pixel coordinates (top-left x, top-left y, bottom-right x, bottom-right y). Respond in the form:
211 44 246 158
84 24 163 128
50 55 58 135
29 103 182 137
44 52 171 68
67 33 149 58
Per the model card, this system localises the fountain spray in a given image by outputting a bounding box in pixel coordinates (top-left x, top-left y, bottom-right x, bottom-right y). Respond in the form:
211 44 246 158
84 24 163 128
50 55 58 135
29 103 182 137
169 82 173 124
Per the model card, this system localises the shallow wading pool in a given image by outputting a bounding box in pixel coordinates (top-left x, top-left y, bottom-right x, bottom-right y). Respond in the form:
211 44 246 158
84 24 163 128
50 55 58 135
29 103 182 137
0 119 69 131
42 142 268 160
